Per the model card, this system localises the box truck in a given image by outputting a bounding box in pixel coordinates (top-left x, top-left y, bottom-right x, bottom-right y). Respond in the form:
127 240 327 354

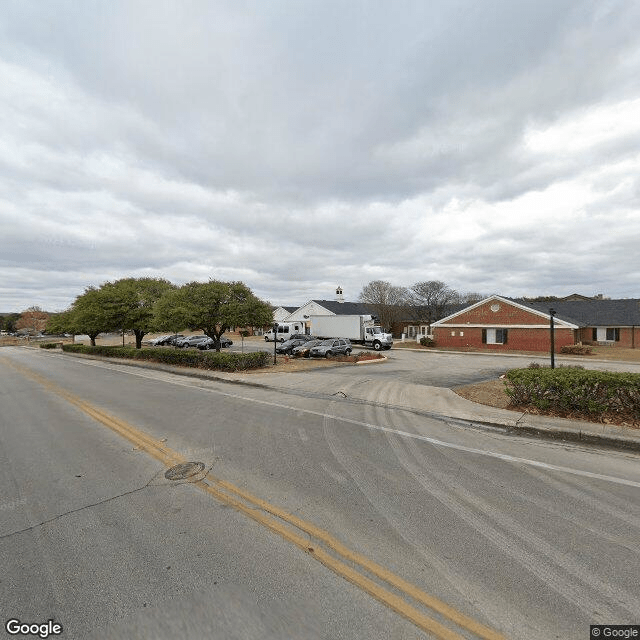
309 315 393 350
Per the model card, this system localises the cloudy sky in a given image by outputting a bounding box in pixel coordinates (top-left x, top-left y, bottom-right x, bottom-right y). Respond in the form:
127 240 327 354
1 0 639 312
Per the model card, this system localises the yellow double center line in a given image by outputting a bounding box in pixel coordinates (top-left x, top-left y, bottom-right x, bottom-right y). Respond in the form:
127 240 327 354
4 356 506 640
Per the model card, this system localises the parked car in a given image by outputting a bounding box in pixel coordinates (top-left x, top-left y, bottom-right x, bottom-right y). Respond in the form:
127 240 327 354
275 337 310 355
291 339 322 358
164 334 185 346
178 335 212 348
149 335 172 346
197 336 233 350
308 338 352 358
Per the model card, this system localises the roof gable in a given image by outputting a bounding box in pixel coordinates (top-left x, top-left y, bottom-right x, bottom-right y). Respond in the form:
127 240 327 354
433 296 578 328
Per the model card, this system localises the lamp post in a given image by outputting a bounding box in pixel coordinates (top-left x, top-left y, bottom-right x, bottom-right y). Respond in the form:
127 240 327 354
273 322 278 365
549 308 556 369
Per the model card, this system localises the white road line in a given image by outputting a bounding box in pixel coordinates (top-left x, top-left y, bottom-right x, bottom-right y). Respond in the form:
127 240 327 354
35 352 640 489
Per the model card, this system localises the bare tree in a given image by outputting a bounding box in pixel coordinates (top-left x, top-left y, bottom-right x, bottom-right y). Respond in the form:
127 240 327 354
358 280 409 331
456 291 490 305
408 281 459 330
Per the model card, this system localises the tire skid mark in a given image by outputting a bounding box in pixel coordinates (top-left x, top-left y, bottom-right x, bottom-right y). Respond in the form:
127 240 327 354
321 403 509 640
386 430 636 622
419 431 640 552
359 389 549 640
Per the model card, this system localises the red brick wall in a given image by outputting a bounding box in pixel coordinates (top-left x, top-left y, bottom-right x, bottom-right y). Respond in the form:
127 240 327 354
442 300 547 325
577 327 640 348
433 326 575 352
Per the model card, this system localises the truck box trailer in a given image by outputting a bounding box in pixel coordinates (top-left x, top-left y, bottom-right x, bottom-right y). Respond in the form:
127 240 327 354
309 315 393 350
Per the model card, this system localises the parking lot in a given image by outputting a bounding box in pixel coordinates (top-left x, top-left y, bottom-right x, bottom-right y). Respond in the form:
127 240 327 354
230 337 640 388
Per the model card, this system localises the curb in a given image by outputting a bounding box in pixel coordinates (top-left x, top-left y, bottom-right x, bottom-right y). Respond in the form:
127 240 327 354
462 415 640 454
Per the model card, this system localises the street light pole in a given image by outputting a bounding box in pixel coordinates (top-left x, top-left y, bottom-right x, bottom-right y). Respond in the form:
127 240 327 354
273 322 278 365
549 308 556 369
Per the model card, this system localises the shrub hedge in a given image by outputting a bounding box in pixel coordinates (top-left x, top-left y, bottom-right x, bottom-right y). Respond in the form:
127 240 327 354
505 368 640 420
419 337 435 347
61 344 270 372
39 342 59 349
560 344 593 355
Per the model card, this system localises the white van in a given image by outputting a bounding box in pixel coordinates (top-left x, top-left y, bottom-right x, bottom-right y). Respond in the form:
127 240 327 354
264 321 306 342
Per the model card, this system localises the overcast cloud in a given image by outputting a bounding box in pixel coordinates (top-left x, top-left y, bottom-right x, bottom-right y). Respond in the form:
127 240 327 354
1 0 639 312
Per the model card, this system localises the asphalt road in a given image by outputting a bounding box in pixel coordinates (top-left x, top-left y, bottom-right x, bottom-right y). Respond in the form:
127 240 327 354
1 346 639 639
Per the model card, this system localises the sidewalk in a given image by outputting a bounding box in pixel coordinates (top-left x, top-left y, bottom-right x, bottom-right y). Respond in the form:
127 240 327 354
57 349 640 453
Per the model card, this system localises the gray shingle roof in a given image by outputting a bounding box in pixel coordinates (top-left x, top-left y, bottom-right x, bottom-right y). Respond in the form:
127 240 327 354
310 300 377 316
514 299 640 326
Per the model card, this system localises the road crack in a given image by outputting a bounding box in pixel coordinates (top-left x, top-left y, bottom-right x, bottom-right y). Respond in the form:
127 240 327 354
0 476 160 541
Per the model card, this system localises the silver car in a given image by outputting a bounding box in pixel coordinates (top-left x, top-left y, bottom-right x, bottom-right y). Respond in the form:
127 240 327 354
308 338 352 358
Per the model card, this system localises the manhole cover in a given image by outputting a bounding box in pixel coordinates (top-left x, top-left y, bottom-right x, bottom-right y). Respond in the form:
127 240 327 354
164 462 206 481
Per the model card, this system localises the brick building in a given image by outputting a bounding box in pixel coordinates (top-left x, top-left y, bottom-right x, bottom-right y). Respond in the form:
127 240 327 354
432 296 640 352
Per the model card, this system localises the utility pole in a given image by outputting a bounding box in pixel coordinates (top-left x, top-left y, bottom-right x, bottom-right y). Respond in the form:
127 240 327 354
273 323 278 365
549 308 556 369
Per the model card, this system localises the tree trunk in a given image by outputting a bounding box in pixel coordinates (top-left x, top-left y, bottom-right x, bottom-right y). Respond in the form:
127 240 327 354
134 329 144 349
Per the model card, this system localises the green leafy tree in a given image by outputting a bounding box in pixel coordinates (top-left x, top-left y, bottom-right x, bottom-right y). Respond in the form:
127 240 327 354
1 313 21 333
153 289 190 339
46 288 111 345
45 310 73 336
71 287 112 345
100 278 176 348
156 280 272 351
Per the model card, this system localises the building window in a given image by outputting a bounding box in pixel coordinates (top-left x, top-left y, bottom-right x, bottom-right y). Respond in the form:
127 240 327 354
482 328 508 344
606 328 620 341
595 327 620 341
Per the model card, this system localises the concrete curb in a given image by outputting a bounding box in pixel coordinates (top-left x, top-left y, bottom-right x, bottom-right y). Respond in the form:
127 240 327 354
461 413 640 453
355 355 387 365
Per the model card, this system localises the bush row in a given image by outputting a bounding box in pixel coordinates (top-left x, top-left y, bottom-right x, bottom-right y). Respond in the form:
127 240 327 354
39 342 60 349
505 368 640 419
61 344 270 371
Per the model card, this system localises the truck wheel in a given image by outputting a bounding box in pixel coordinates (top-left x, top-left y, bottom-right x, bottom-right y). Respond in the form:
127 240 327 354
346 349 352 356
264 336 269 342
373 341 382 351
325 351 332 359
